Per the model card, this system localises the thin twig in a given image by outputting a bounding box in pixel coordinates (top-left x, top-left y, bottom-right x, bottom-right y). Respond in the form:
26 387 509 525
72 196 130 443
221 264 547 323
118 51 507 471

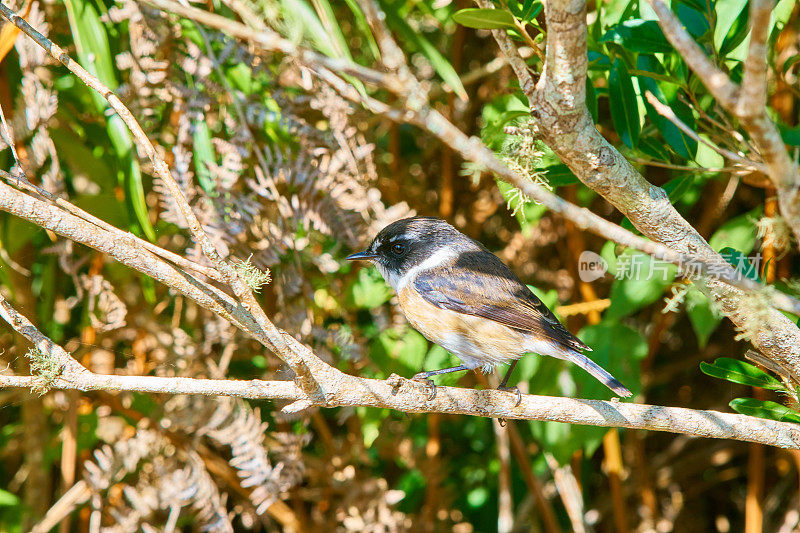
0 0 334 394
643 92 767 173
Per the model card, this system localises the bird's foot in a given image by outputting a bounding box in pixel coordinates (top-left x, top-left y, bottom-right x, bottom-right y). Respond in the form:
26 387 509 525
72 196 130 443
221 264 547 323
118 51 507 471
412 373 437 401
498 385 522 407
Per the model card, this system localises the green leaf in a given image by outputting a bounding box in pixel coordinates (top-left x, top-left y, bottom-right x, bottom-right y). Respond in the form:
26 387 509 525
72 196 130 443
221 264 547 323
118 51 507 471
453 8 516 29
310 0 353 60
192 118 217 194
226 63 253 94
0 489 19 507
638 56 698 159
63 0 118 112
686 288 721 347
64 0 156 240
719 4 750 57
606 250 676 319
481 109 531 148
521 1 543 22
676 3 710 39
713 0 747 51
781 54 800 75
729 398 800 424
701 357 784 390
544 164 580 187
662 175 694 203
373 327 428 376
709 209 758 254
350 268 393 308
387 11 467 100
779 123 800 146
600 19 672 54
281 0 338 58
719 247 761 282
343 0 380 59
108 115 156 241
609 59 640 148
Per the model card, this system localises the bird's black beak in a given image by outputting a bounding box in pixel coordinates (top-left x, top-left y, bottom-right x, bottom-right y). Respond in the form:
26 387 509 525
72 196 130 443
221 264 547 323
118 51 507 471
346 251 377 261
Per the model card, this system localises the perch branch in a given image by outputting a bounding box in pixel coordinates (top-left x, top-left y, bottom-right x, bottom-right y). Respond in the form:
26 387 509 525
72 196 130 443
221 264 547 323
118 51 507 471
0 371 799 448
3 291 797 450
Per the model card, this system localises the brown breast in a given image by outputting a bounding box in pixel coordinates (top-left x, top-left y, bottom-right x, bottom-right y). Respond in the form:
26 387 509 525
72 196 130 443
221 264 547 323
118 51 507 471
397 286 528 363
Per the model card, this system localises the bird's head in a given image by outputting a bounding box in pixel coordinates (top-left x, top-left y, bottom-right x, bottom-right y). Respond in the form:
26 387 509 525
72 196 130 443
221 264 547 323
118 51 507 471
347 217 472 290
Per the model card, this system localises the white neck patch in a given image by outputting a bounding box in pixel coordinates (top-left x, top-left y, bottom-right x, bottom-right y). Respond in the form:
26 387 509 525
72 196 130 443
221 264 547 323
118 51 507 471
378 247 456 292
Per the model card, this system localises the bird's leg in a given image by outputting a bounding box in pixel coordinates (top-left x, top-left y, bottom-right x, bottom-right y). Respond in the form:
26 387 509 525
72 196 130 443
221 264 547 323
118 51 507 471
412 365 470 400
498 360 522 407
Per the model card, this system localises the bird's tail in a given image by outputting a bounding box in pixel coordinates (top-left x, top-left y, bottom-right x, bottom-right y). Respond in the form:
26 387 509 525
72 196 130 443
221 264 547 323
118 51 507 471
564 351 632 398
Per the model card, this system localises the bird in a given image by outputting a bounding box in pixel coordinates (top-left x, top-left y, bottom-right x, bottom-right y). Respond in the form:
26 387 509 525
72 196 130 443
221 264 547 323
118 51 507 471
346 216 632 402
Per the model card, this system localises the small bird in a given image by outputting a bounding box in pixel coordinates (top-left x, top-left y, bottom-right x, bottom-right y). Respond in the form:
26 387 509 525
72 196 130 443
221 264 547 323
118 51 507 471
347 217 631 401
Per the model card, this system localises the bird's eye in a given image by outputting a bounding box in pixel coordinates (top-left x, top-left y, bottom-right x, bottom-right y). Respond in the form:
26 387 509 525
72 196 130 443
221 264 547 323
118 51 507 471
391 243 406 256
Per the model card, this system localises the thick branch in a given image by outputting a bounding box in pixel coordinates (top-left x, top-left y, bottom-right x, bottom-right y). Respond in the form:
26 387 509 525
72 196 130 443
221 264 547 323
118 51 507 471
480 0 800 382
647 0 800 245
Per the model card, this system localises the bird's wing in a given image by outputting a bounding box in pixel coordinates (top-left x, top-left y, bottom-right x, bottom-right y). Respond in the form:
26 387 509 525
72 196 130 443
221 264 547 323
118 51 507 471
413 250 590 353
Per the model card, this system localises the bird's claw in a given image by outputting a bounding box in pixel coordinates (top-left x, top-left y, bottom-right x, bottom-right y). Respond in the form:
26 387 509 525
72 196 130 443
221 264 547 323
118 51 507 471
412 373 436 401
498 385 522 407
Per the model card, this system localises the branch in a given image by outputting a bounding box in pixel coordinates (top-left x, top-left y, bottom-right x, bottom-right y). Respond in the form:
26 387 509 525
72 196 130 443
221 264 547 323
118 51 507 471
647 0 800 245
3 282 795 449
476 0 800 383
1 371 799 448
0 294 88 376
0 169 224 283
140 0 800 316
643 93 766 174
0 0 335 395
738 0 772 117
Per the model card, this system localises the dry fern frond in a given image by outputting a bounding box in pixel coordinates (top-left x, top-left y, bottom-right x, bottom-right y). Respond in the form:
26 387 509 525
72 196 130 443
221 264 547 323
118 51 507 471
83 427 233 532
77 274 128 332
165 396 307 515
